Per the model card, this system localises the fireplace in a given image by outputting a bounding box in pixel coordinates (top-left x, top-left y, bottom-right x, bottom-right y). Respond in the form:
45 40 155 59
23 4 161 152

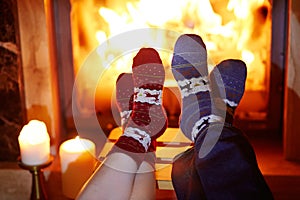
55 0 287 135
3 0 293 162
0 0 300 196
2 1 300 198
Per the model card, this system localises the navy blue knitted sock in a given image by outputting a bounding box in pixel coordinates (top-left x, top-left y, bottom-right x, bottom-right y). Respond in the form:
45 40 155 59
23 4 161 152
209 59 247 125
171 34 222 141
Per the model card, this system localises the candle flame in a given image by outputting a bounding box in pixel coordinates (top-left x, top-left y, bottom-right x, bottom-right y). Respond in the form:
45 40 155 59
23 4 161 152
61 136 95 154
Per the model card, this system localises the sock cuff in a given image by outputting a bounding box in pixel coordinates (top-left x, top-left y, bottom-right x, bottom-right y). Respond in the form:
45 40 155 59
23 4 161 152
123 127 151 152
110 138 146 166
111 127 153 166
191 114 224 141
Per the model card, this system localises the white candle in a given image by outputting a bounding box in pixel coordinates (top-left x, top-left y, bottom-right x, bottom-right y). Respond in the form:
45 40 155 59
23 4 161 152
18 120 50 166
59 136 96 199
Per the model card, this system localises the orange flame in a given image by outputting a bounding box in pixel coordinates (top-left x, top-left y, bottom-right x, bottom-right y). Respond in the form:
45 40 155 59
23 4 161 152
71 0 272 113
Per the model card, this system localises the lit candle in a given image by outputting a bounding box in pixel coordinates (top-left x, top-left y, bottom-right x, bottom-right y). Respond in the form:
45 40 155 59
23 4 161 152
59 136 96 199
18 120 50 165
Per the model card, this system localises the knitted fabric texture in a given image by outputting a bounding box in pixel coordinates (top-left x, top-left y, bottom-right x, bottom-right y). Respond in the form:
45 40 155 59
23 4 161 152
113 48 167 165
209 59 247 124
130 48 168 141
116 73 134 129
172 34 220 141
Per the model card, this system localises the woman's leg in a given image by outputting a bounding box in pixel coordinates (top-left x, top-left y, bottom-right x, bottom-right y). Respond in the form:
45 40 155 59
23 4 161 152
76 152 138 200
130 160 156 200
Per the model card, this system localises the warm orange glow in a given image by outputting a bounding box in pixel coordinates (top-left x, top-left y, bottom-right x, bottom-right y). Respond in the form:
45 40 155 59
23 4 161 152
59 136 96 198
60 136 95 153
71 0 272 113
18 120 50 165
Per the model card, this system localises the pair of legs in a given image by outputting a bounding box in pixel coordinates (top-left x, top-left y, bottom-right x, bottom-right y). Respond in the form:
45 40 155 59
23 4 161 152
77 48 167 200
77 153 155 200
170 34 273 199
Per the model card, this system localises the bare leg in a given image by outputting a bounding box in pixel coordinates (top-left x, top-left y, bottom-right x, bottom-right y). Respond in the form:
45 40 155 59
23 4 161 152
76 152 138 200
130 161 156 200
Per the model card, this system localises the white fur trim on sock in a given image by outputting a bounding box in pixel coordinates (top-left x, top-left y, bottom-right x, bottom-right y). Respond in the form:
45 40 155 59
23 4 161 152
191 114 224 141
134 87 162 105
120 110 132 126
177 76 210 98
123 127 151 151
223 99 238 107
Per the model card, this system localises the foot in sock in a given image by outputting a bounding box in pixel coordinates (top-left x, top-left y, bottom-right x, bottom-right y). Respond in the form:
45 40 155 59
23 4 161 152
130 48 167 141
171 34 222 142
116 73 134 130
209 59 247 125
113 48 168 165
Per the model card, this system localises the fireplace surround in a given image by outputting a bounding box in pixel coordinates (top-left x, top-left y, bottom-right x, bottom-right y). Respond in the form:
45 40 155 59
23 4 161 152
54 0 288 134
2 0 300 163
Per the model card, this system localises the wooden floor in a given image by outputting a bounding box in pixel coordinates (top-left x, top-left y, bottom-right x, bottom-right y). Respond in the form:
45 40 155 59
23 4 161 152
249 132 300 200
156 131 300 200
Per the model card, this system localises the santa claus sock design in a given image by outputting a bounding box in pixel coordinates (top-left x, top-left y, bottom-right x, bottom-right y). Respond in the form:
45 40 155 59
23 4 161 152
209 59 247 125
115 73 134 130
171 34 222 142
114 48 167 163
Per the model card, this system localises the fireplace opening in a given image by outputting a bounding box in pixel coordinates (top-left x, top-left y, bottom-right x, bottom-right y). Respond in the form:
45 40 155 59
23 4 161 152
54 0 286 136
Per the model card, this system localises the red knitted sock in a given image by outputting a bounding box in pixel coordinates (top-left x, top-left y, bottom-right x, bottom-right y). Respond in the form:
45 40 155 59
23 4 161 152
130 48 168 149
113 48 168 165
115 73 134 130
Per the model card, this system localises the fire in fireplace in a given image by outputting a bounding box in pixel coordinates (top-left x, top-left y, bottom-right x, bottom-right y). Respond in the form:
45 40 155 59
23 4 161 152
72 0 271 112
51 0 287 135
0 0 288 164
